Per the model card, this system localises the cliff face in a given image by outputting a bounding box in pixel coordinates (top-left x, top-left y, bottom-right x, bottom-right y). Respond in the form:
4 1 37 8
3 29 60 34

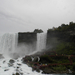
46 31 60 50
46 28 75 55
18 32 37 53
18 32 37 44
18 32 60 51
17 29 75 55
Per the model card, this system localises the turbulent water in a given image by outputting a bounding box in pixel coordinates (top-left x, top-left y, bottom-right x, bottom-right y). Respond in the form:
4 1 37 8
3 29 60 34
0 33 18 55
0 56 43 75
0 33 47 75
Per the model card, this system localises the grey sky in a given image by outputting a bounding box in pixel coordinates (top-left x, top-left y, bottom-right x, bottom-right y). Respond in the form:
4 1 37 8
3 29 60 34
0 0 75 32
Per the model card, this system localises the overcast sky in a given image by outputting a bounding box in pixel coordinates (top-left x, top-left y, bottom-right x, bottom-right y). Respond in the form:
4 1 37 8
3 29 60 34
0 0 75 32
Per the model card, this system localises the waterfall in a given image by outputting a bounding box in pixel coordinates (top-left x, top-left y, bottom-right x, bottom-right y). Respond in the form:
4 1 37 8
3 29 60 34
0 33 18 55
36 33 47 51
0 32 47 56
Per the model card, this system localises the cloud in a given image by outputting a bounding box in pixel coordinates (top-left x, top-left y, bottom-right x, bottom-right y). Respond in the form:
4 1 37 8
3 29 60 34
0 0 75 32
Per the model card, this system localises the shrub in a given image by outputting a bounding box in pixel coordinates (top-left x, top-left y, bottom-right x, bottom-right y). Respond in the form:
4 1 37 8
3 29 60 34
39 55 54 64
52 65 66 71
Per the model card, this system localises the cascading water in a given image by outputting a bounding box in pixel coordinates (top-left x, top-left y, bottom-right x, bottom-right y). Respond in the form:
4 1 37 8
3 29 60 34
0 32 47 75
36 33 47 51
0 33 47 56
0 33 18 55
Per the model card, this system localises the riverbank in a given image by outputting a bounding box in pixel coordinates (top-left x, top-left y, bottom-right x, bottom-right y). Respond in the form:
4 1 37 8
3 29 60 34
22 53 75 74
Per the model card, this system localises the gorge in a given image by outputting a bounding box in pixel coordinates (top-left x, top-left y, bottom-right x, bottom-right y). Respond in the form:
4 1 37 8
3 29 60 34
0 22 75 74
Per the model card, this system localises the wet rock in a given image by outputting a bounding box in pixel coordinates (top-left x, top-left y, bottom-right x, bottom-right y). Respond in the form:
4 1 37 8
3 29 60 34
9 59 15 64
8 63 13 67
16 68 19 72
12 73 20 75
3 60 6 63
12 74 15 75
17 66 19 68
16 72 20 75
4 69 9 71
32 67 40 72
17 63 21 66
33 57 38 62
42 68 55 74
22 56 32 63
8 59 15 67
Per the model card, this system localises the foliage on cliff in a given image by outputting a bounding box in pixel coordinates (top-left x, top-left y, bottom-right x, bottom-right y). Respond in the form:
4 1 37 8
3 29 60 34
47 22 75 55
47 22 75 32
33 29 43 33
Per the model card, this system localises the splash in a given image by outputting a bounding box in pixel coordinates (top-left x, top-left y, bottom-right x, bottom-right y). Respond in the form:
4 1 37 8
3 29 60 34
0 33 17 55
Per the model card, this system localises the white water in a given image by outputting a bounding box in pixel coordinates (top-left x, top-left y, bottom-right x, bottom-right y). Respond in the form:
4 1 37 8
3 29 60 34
0 33 47 75
0 33 17 55
36 33 47 51
0 56 43 75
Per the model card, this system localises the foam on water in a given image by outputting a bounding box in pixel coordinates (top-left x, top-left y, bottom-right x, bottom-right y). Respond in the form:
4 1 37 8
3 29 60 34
0 56 43 75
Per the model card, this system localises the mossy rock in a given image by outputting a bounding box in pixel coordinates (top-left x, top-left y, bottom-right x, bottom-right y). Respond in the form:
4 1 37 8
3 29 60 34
25 56 32 61
9 59 15 64
22 56 32 63
33 57 38 62
42 67 55 74
39 55 54 64
52 65 67 71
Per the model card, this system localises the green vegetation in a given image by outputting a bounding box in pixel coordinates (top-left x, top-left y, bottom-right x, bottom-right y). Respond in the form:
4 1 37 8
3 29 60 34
51 56 69 63
48 21 75 32
39 55 55 64
22 54 75 73
47 21 75 55
22 21 75 73
33 29 43 33
55 42 75 55
52 65 67 71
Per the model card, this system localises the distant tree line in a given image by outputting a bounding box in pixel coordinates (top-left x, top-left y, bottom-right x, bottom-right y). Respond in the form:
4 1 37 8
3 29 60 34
47 22 75 32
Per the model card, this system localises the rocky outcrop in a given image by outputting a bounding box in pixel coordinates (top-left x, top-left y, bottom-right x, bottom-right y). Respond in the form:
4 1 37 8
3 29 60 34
18 32 37 53
18 32 37 44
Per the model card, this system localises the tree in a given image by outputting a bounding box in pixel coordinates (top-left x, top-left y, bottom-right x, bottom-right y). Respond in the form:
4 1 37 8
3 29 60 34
33 29 43 33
